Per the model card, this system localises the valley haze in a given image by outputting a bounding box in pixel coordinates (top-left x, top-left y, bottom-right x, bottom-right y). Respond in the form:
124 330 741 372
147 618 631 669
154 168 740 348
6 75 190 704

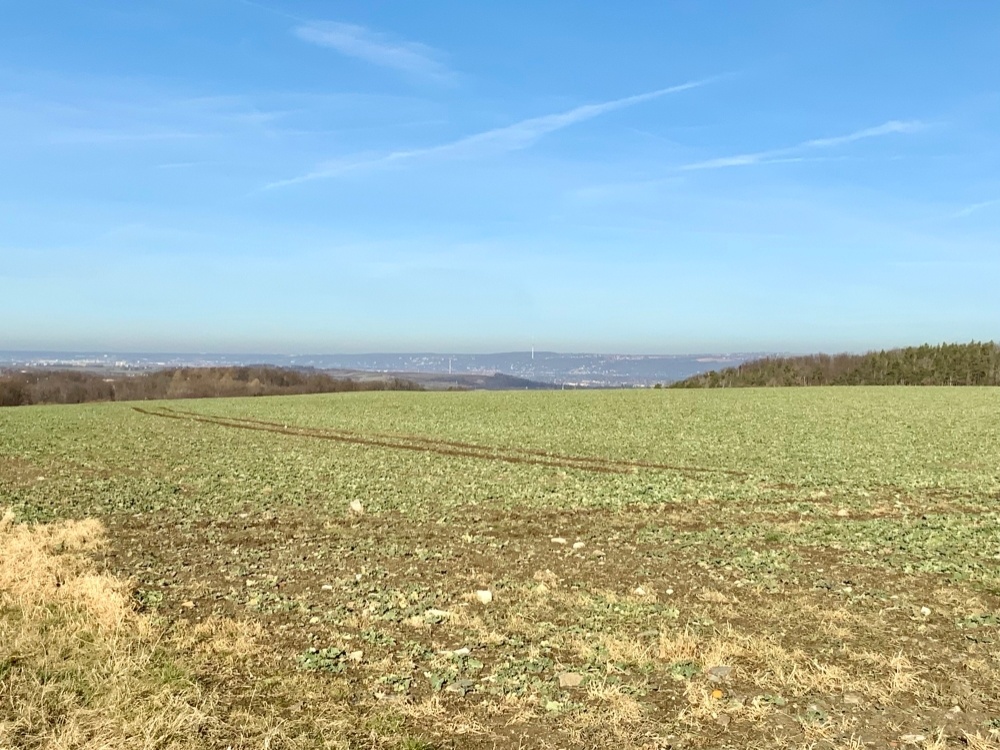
0 350 766 388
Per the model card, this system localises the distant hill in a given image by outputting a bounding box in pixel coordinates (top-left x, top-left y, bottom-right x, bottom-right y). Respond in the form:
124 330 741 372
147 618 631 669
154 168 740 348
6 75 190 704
671 342 1000 388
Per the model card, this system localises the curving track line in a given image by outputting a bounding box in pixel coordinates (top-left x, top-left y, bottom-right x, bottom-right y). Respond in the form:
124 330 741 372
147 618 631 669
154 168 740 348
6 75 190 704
133 405 748 478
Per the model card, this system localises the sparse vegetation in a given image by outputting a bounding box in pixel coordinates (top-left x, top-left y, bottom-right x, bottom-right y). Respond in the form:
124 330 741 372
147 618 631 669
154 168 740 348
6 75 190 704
2 388 1000 748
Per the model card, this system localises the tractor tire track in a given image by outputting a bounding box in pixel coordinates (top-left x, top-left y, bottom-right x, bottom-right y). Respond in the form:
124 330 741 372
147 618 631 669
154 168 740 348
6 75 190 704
135 405 748 478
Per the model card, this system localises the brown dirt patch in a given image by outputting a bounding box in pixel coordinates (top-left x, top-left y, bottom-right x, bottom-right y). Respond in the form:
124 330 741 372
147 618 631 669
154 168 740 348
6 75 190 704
95 500 1000 750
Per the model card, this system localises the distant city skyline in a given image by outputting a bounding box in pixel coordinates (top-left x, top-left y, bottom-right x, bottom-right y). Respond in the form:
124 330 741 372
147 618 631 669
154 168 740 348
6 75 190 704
2 2 998 353
0 349 769 388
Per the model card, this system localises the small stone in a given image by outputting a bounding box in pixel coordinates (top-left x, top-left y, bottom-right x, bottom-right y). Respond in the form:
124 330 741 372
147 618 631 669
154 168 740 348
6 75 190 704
707 665 733 682
900 735 926 745
558 671 585 688
665 588 674 595
349 500 364 515
551 537 567 545
634 586 647 596
181 600 195 609
843 692 863 705
348 650 364 662
309 616 320 624
716 713 731 728
445 679 475 695
836 508 850 517
572 541 586 550
950 679 973 698
533 569 559 587
423 608 450 623
475 589 493 605
321 584 334 591
920 606 931 617
947 705 962 715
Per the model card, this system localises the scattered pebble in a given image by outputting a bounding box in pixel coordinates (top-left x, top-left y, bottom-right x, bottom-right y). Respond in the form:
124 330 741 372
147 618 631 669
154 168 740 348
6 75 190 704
348 650 364 663
707 665 733 682
634 586 647 596
475 589 493 605
843 692 863 705
920 606 931 617
423 608 450 623
533 569 559 585
349 500 364 515
558 671 585 688
900 734 926 745
321 584 333 591
181 600 195 609
550 537 567 545
572 541 586 550
950 679 973 699
445 679 475 695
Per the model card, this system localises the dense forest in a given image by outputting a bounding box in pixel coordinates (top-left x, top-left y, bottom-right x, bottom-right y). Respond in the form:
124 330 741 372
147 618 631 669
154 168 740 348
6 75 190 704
0 366 421 407
672 341 1000 388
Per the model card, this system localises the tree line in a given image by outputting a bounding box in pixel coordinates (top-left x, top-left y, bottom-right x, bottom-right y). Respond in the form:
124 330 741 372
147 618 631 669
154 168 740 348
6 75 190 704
0 366 422 407
672 341 1000 388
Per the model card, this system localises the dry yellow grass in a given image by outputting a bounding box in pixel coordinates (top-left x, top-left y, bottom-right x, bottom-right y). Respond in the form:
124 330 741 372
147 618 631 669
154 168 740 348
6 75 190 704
0 510 369 750
0 510 216 748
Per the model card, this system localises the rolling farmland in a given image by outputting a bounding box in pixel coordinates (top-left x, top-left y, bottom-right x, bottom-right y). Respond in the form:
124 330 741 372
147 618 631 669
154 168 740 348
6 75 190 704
2 388 1000 749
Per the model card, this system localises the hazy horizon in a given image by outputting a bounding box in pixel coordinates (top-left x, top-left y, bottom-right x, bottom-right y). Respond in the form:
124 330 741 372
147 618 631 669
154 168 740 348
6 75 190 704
2 341 987 360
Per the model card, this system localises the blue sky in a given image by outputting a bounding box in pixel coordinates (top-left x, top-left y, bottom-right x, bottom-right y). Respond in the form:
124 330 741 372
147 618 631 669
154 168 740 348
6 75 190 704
2 1 998 354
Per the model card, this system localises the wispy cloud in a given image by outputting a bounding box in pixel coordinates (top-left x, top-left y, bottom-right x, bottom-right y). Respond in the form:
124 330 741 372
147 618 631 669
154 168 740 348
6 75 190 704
951 198 1000 218
265 78 713 189
295 22 454 83
681 119 924 171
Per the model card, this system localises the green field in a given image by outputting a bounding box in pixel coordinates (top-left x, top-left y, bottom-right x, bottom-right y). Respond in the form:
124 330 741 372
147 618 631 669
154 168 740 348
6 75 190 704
2 388 1000 749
